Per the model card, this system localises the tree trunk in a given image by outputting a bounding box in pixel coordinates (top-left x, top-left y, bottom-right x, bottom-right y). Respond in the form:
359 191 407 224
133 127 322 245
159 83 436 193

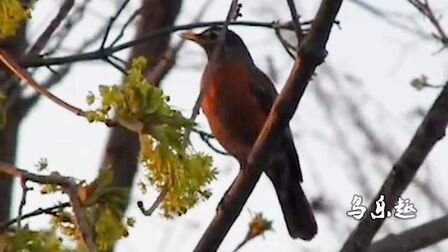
100 0 182 209
0 26 28 222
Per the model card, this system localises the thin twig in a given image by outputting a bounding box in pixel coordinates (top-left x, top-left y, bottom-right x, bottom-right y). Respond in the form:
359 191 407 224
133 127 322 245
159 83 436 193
350 0 432 41
408 0 448 47
286 0 303 44
108 54 128 65
0 202 70 230
274 24 296 59
0 49 85 116
101 0 131 49
137 187 168 216
21 20 314 68
110 6 143 46
1 49 118 129
147 0 216 85
0 162 96 251
193 128 229 156
104 57 127 74
20 26 108 113
17 179 30 230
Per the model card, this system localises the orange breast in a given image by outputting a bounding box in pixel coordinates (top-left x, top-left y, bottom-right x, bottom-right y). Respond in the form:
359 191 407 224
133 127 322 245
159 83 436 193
201 62 267 160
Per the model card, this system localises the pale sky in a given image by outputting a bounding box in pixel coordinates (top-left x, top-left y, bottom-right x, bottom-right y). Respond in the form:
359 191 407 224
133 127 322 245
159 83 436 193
11 0 448 251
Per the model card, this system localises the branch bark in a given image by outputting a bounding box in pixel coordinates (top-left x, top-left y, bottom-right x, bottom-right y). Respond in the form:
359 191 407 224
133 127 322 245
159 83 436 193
193 0 344 251
367 214 448 252
0 162 95 251
19 20 306 68
26 0 75 56
340 81 448 252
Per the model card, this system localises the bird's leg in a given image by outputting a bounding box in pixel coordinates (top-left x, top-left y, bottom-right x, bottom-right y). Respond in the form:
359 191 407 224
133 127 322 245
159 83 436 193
216 161 246 213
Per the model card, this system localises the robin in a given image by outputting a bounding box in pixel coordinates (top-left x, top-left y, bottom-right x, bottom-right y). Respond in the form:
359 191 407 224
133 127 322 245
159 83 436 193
180 26 317 240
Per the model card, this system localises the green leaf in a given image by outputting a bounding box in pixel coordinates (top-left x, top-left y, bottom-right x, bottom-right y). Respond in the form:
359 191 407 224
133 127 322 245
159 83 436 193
86 57 216 218
0 0 33 39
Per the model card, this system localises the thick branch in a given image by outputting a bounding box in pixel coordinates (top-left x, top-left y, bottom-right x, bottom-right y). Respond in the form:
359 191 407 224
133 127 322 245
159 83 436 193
193 0 343 251
340 82 448 252
367 215 448 252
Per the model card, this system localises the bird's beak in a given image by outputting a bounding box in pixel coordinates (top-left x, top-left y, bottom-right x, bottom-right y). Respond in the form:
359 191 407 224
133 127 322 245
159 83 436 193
179 31 201 44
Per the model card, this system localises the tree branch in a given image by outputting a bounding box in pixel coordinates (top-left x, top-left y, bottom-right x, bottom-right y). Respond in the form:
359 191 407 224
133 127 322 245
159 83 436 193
0 162 95 251
20 20 311 68
0 49 120 128
0 49 85 116
193 0 343 251
367 214 448 252
408 0 448 47
26 0 75 56
340 81 448 252
0 202 70 231
100 0 131 49
147 0 216 86
286 0 303 44
20 19 109 114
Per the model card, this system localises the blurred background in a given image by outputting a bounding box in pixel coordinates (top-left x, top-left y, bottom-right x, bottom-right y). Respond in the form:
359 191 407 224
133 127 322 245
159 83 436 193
2 0 448 251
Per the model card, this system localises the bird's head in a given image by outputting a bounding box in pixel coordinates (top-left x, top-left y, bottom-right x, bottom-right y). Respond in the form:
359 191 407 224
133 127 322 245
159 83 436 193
180 26 253 62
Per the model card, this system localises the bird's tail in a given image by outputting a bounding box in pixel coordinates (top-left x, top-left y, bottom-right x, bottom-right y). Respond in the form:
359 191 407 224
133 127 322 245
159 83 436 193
266 165 317 240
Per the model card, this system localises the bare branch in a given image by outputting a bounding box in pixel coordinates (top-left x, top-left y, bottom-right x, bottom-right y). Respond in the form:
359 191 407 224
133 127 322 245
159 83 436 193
20 25 107 114
44 0 94 55
0 162 95 251
110 6 143 46
0 49 85 116
137 187 168 216
16 179 31 229
350 0 432 40
367 214 448 252
340 82 448 252
104 57 127 74
101 0 131 49
408 0 448 47
0 202 70 231
193 129 229 156
26 0 75 56
20 20 312 68
193 0 343 250
274 24 296 59
147 0 216 85
286 0 303 44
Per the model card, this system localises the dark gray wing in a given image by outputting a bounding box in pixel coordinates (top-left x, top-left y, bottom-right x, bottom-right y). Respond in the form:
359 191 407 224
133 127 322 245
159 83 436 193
249 66 303 182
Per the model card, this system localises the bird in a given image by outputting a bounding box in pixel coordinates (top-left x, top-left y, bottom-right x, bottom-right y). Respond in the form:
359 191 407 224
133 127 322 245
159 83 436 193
180 26 317 240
